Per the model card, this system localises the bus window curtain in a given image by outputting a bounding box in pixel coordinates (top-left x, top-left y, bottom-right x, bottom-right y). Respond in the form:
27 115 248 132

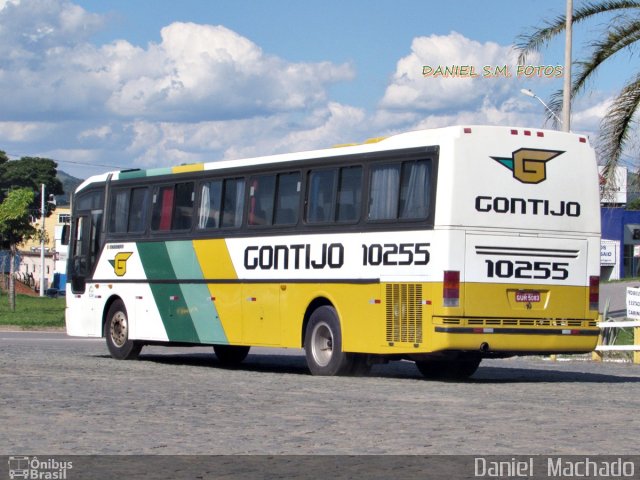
198 184 210 229
400 161 430 219
369 165 399 220
111 191 129 233
158 187 174 231
232 181 245 227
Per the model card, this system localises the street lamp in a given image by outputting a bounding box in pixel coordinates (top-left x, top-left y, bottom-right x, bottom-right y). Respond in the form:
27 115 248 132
520 88 564 129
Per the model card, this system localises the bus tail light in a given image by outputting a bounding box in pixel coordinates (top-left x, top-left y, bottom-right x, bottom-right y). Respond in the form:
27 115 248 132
589 276 599 311
443 270 460 307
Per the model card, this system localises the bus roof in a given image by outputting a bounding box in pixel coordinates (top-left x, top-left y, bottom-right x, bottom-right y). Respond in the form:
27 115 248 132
75 125 590 192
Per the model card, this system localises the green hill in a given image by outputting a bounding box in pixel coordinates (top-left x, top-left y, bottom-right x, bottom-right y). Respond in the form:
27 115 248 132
56 171 83 206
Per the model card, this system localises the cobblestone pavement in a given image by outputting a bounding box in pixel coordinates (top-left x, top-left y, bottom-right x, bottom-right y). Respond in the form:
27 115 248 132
1 332 639 455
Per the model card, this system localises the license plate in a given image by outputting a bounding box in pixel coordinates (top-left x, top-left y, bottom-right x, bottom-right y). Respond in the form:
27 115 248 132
515 291 541 303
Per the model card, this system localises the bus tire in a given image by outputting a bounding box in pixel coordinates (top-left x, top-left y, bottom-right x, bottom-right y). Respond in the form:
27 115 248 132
104 299 142 360
213 345 250 366
304 306 353 376
415 354 481 380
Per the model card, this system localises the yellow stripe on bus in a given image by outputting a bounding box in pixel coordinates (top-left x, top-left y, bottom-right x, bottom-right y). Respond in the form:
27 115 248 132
172 163 204 174
193 239 243 343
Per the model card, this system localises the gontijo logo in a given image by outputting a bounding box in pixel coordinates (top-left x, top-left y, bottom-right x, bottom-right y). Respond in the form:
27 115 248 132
491 148 564 184
109 252 133 277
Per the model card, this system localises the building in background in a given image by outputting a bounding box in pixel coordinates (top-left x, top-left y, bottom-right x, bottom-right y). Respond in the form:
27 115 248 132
599 166 640 279
18 207 70 293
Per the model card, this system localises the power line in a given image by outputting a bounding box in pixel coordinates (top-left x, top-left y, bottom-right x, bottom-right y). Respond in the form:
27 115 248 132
53 158 123 170
2 150 123 170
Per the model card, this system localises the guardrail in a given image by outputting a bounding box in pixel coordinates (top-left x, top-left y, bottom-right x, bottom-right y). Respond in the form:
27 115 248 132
593 299 640 364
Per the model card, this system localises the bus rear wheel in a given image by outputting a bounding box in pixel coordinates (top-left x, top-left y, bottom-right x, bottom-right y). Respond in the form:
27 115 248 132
104 299 142 360
213 345 250 366
415 353 481 380
304 306 353 376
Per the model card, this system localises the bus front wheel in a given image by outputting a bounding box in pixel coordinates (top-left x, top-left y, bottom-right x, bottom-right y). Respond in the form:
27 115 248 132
304 306 353 376
104 299 142 360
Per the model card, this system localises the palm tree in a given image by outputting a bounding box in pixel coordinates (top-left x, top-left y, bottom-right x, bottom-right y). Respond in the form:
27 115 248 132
517 0 640 180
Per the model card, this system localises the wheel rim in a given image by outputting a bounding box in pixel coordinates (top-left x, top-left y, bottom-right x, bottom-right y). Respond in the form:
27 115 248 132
110 311 128 347
311 321 333 367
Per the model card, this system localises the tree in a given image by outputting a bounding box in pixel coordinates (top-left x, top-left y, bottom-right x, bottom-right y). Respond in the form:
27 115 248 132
0 188 36 311
516 0 640 180
0 156 63 212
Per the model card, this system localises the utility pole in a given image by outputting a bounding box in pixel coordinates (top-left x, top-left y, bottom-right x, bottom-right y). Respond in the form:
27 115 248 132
40 183 45 297
562 0 573 132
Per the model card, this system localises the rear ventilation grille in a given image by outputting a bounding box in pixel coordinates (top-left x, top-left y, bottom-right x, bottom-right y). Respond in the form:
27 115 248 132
385 284 423 344
452 318 596 328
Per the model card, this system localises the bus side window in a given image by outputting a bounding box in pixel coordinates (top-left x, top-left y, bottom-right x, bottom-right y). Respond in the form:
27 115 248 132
248 175 276 226
127 187 149 232
306 169 337 223
399 160 431 219
274 172 301 225
336 166 362 222
197 180 222 229
151 186 174 231
220 178 245 228
172 182 194 230
368 164 400 220
109 189 129 233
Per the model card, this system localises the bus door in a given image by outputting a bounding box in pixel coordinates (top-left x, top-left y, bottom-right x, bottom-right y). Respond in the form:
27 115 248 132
69 209 103 294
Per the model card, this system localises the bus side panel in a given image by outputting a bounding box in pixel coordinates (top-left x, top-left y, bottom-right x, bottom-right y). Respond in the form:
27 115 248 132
194 239 243 344
276 282 385 352
65 285 104 338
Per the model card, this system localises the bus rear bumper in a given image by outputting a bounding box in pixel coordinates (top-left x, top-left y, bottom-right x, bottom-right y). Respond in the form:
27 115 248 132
429 324 600 354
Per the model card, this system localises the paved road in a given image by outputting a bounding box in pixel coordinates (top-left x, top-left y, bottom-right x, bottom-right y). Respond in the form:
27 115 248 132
1 331 639 456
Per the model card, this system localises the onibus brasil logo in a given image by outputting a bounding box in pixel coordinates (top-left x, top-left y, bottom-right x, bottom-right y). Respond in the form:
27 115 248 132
8 456 73 479
491 148 564 184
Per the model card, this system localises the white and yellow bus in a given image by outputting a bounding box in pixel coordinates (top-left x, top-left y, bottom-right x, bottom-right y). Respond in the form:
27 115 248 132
65 125 601 378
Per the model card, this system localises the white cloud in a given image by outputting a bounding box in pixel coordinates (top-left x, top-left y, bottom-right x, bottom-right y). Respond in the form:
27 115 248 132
103 23 354 120
0 121 57 141
0 2 354 123
0 0 103 53
117 102 366 169
571 97 612 132
0 1 614 179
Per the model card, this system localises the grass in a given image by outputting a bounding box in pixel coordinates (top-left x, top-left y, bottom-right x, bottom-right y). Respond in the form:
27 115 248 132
615 326 635 345
0 294 65 328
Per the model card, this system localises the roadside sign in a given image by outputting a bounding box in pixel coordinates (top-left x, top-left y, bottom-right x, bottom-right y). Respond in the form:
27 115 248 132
626 287 640 320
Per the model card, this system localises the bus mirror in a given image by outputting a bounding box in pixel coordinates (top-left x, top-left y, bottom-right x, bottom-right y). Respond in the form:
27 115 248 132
61 225 70 246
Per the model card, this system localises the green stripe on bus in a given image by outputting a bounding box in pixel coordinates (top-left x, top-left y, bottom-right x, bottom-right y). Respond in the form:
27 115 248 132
137 242 200 343
118 170 147 180
144 167 173 177
118 167 173 180
165 241 228 344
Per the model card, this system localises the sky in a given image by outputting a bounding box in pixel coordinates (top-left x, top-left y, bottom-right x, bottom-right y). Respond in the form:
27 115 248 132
0 0 631 179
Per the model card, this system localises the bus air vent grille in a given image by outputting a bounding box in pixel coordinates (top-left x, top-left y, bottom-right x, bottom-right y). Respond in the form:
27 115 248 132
385 284 423 344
